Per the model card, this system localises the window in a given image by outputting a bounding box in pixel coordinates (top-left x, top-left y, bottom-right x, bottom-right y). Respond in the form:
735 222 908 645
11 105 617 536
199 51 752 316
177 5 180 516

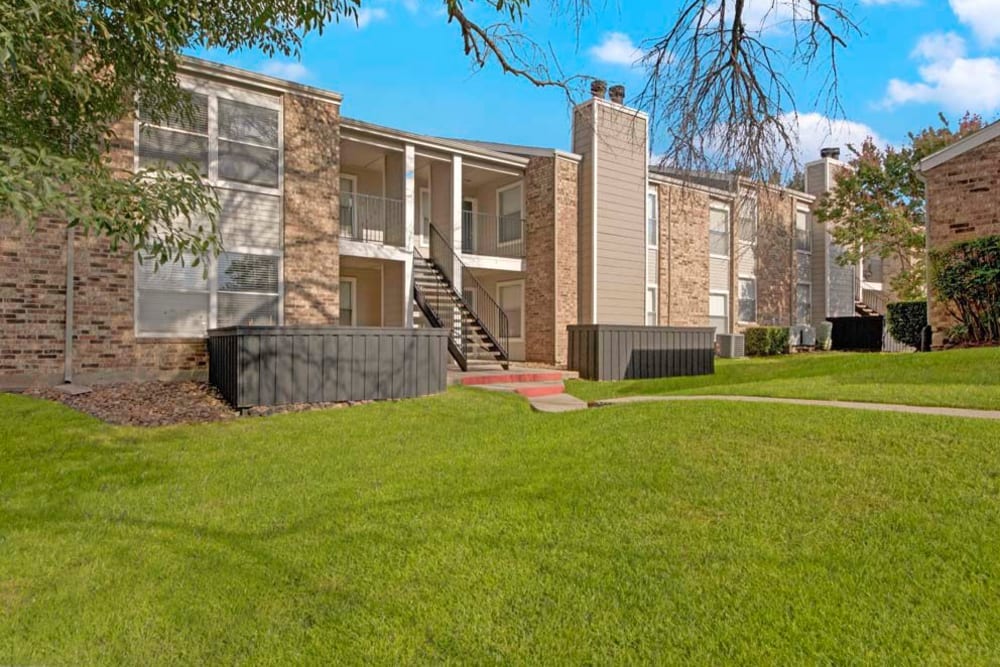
138 92 209 175
340 278 357 326
709 293 729 334
738 197 757 243
795 207 811 252
418 187 431 244
217 98 279 187
738 278 756 324
135 84 282 337
498 281 524 339
709 205 730 257
136 256 210 336
647 190 659 247
646 286 658 326
497 184 523 245
796 284 812 325
217 253 280 326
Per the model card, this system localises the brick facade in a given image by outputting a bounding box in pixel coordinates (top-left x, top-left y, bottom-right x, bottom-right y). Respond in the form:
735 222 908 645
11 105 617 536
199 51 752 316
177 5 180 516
655 182 710 326
525 155 579 365
755 188 795 327
2 85 342 388
283 93 341 325
923 135 1000 342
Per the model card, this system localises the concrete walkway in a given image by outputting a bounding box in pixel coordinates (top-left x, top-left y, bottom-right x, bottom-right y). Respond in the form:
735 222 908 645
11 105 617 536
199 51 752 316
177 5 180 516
590 394 1000 420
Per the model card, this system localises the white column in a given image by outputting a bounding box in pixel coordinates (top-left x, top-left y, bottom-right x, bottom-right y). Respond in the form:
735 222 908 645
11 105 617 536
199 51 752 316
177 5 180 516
403 144 416 327
451 154 463 294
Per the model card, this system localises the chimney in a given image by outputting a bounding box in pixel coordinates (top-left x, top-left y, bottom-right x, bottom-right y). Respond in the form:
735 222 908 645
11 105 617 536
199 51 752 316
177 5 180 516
820 147 841 160
609 84 626 105
591 79 608 99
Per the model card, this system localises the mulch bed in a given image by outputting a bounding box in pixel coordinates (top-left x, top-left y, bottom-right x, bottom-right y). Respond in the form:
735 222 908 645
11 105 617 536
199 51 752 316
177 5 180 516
23 381 373 427
25 381 238 427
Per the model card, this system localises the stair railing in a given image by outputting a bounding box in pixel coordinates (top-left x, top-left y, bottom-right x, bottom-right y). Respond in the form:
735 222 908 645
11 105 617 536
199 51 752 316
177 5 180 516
427 224 509 362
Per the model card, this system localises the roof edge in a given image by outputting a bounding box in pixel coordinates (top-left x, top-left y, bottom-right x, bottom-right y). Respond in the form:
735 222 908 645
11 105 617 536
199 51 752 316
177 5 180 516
179 55 343 105
919 119 1000 173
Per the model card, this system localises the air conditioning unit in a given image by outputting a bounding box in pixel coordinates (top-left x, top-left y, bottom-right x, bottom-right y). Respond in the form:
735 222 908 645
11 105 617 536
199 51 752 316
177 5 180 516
799 326 817 347
717 333 745 358
789 324 804 347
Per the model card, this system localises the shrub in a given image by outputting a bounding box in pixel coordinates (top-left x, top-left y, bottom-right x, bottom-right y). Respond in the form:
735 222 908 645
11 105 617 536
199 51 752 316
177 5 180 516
931 235 1000 344
744 327 790 356
886 301 927 349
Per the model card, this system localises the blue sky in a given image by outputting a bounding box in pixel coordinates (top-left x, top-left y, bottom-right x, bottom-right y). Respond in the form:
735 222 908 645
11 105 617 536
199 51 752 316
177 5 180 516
195 0 1000 163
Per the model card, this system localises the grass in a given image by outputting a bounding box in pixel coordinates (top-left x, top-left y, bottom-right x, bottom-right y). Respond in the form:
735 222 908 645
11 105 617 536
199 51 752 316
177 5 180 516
3 387 1000 663
567 347 1000 409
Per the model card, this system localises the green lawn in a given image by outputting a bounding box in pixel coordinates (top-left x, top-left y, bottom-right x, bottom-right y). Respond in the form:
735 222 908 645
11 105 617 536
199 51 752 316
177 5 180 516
567 347 1000 409
3 387 1000 663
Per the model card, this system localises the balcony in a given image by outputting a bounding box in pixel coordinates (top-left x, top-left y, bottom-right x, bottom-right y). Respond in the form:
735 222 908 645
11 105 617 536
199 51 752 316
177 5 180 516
461 211 525 259
340 193 405 248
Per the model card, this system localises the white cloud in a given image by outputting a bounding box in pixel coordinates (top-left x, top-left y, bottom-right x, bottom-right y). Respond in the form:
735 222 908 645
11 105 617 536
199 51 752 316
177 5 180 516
259 61 310 81
355 7 388 28
782 112 889 163
910 31 966 61
951 0 1000 45
883 31 1000 112
589 32 642 67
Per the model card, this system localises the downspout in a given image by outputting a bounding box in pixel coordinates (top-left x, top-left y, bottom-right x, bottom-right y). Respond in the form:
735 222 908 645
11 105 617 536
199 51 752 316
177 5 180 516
64 226 74 384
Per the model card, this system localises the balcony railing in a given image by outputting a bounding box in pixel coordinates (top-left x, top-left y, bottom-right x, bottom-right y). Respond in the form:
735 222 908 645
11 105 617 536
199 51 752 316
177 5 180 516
461 211 525 259
340 193 405 248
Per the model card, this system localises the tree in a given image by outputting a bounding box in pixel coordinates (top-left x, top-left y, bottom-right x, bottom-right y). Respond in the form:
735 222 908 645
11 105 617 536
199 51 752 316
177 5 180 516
813 113 985 301
2 0 860 264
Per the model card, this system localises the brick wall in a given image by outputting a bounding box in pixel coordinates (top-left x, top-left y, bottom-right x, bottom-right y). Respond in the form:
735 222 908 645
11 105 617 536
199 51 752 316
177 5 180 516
656 182 710 326
283 93 341 325
923 136 1000 342
525 155 579 365
755 189 795 326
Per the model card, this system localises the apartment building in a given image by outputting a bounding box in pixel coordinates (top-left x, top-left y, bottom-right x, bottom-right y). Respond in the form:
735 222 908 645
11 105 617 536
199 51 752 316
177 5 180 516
1 57 883 387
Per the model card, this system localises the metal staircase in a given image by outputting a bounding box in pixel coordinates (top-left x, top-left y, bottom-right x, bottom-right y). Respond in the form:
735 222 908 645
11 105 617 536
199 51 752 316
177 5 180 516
412 226 510 371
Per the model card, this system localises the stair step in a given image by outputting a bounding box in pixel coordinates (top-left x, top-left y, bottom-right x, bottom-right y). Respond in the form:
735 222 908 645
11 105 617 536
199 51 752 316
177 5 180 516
515 383 566 398
460 371 564 387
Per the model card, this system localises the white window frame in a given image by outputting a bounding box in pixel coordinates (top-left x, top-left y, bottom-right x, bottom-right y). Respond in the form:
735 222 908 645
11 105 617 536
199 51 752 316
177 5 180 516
709 290 730 335
738 195 758 244
496 278 525 342
496 182 524 248
795 205 811 253
737 276 757 325
133 78 283 339
709 201 731 260
646 286 658 326
339 277 358 326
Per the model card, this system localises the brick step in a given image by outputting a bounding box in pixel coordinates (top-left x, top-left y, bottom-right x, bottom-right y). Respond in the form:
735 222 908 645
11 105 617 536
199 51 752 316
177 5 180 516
514 383 566 398
460 371 565 386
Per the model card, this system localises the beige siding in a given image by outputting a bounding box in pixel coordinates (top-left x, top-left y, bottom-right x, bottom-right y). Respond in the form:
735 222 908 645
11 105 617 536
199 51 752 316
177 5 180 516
573 105 594 323
593 102 647 324
382 260 404 327
339 263 382 326
430 161 452 244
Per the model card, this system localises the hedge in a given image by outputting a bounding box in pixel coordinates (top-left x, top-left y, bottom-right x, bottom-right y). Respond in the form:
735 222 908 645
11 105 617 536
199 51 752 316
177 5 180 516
744 327 790 356
886 301 927 349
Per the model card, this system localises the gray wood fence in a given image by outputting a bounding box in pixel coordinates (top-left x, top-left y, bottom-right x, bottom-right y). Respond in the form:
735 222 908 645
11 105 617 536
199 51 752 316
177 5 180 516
208 326 449 409
568 325 715 381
